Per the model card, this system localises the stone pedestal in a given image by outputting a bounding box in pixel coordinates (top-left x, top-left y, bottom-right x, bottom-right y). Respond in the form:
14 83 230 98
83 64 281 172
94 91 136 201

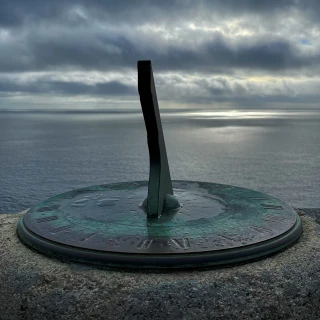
1 209 320 320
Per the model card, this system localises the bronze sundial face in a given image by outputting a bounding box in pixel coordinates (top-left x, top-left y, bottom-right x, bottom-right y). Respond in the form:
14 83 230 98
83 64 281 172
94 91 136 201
17 61 303 268
18 181 301 268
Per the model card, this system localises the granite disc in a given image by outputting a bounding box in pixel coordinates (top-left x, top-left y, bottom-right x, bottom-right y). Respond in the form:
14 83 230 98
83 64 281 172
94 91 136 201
17 180 302 268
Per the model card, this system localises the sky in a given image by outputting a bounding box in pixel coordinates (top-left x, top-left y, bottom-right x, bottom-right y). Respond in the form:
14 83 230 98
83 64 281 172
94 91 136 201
0 0 320 110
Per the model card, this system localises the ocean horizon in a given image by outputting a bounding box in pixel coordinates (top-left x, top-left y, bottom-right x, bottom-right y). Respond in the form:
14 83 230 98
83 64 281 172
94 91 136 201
1 108 319 214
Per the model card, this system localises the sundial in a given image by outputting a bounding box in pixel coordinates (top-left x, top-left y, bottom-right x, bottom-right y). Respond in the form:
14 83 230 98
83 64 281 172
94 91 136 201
17 61 303 268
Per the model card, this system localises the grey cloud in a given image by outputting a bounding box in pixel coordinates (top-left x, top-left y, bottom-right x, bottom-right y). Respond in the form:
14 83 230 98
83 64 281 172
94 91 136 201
1 0 319 27
182 93 320 108
0 1 77 27
0 0 319 75
0 79 136 96
1 0 320 109
1 71 320 109
0 26 318 74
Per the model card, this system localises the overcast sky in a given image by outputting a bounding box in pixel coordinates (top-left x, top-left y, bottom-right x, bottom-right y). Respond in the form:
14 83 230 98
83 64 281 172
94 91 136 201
0 0 319 110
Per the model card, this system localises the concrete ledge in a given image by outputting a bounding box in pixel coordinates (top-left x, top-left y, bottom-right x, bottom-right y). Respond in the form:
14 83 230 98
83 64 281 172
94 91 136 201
1 209 320 320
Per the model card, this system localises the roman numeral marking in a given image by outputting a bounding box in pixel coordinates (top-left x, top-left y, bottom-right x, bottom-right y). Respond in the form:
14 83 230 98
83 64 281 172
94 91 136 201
79 233 97 242
107 238 120 247
261 204 283 210
218 234 235 242
249 225 273 234
36 215 58 223
263 215 285 222
170 238 190 249
196 239 209 248
50 226 71 233
36 205 60 212
137 239 153 249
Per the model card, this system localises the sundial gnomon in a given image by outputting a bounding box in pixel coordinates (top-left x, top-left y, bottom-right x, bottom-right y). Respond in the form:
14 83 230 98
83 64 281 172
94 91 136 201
17 61 303 268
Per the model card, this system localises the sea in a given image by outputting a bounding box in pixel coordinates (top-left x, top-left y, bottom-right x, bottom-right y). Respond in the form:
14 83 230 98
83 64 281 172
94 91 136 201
0 108 319 214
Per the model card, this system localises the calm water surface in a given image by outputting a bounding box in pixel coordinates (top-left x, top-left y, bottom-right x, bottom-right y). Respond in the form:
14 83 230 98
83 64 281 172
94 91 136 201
0 109 319 214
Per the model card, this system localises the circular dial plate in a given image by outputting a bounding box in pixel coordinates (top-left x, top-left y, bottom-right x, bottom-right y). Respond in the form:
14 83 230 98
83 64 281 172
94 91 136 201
22 181 299 255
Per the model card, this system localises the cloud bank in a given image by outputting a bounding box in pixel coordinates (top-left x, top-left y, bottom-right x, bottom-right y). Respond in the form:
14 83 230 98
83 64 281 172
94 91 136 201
0 0 319 109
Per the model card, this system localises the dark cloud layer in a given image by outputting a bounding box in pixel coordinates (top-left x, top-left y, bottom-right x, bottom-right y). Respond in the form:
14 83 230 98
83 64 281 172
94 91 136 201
1 0 320 27
1 0 319 73
0 0 319 107
0 79 136 95
0 29 317 74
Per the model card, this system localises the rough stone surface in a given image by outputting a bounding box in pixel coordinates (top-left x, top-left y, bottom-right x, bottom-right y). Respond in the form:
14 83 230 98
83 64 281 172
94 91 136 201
1 208 320 320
